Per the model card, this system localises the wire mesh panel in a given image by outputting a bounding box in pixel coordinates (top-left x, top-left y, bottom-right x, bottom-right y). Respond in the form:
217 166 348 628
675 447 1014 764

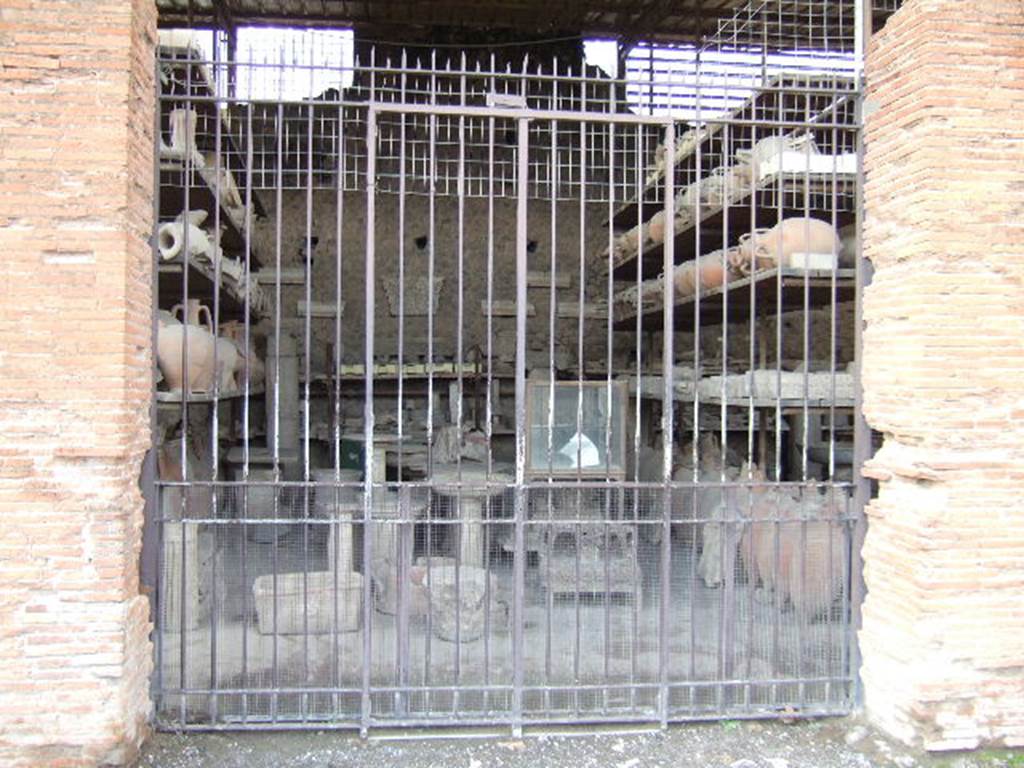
151 0 867 732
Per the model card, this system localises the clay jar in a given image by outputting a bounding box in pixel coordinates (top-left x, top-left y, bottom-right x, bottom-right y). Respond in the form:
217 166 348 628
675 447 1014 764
220 321 265 388
157 302 217 393
838 222 857 267
695 252 730 291
647 210 667 245
673 261 697 298
617 226 640 256
172 299 212 328
672 252 731 299
215 337 243 392
699 167 730 207
734 227 773 275
752 217 841 270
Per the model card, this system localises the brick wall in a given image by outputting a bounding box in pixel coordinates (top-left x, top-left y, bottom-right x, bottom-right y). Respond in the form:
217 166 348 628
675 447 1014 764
0 0 156 765
859 0 1024 750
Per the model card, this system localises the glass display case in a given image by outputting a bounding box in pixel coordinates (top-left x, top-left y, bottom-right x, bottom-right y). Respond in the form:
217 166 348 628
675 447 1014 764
525 380 627 479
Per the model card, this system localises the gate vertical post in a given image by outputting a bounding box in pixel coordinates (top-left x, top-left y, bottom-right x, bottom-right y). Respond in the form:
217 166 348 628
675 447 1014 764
511 115 530 737
850 0 872 708
362 105 378 737
658 120 676 729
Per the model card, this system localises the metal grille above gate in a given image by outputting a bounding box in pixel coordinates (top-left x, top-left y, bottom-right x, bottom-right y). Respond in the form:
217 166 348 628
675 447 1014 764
149 0 869 732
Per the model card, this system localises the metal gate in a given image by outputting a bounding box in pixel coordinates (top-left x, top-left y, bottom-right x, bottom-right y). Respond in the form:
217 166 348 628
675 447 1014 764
150 1 868 732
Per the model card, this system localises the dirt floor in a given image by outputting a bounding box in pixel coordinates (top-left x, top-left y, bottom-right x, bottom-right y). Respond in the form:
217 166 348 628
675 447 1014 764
136 718 1023 768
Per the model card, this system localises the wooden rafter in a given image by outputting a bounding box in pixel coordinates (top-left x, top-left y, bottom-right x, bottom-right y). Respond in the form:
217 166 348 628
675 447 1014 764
156 0 762 42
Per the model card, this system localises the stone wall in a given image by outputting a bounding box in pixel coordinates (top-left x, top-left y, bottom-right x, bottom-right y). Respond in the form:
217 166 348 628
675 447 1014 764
252 191 610 372
253 190 855 378
0 0 156 765
859 0 1024 750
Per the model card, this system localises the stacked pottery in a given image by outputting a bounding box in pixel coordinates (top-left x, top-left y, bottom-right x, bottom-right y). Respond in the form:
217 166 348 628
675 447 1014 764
157 300 217 393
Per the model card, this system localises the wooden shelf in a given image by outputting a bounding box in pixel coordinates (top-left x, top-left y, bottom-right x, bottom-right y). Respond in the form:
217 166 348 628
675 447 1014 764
621 372 853 410
158 42 266 215
302 364 516 398
158 39 266 270
302 363 515 383
696 369 855 409
158 39 271 329
609 169 856 280
613 267 855 332
622 373 696 402
158 258 264 322
156 388 265 406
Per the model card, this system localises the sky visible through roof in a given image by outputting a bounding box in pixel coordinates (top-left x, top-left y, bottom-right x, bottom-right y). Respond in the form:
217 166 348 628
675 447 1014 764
171 28 854 121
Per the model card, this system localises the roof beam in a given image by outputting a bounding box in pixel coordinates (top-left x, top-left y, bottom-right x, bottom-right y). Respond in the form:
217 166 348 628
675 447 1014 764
157 0 751 42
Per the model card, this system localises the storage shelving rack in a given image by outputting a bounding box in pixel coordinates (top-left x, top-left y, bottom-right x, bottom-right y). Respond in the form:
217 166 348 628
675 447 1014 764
609 71 859 478
157 35 267 322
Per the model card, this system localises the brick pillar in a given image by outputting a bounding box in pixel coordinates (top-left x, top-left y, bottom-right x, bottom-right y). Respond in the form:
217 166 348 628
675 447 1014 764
0 0 156 765
860 0 1024 751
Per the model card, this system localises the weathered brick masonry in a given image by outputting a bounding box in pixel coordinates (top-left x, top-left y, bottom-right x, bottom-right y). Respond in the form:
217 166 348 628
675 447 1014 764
0 0 156 765
1 0 1023 761
859 0 1024 751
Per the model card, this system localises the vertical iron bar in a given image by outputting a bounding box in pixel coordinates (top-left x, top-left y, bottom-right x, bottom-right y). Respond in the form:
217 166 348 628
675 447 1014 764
511 114 530 738
397 485 411 716
745 91 760 711
689 68 705 719
362 103 378 737
574 69 586 720
717 119 732 715
300 68 316 726
484 95 497 716
177 47 195 732
630 122 644 714
149 53 163 722
426 51 437 482
395 60 409 718
544 87 558 716
486 54 497 481
574 106 585 718
659 120 675 729
603 114 615 715
208 38 224 723
332 97 346 722
423 57 437 709
424 52 438 714
269 79 285 727
453 52 468 716
828 107 842 712
240 101 254 726
397 54 407 481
